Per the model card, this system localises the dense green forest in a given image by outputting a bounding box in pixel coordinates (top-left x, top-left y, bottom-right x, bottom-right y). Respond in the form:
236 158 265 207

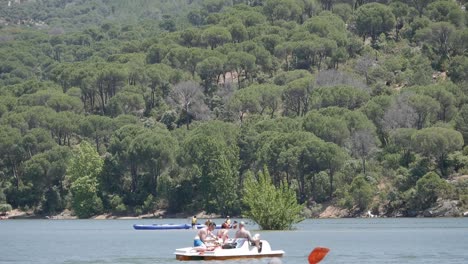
0 0 467 218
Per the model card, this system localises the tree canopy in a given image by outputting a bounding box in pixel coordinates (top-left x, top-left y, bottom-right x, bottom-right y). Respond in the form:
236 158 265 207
1 0 467 222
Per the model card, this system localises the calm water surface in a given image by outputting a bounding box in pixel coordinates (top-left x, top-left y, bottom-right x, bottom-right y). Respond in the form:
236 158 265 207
1 218 467 264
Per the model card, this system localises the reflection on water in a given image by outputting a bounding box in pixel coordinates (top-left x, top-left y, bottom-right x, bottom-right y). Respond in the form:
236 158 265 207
1 218 467 264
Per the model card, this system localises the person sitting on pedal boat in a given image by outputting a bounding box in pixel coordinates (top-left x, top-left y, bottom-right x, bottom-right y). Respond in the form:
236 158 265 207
194 222 217 250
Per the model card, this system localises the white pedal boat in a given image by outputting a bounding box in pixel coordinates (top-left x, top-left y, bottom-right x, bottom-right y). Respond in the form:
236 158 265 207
174 238 284 261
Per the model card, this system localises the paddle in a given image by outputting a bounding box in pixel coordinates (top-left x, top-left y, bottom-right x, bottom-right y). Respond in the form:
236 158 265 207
308 247 330 264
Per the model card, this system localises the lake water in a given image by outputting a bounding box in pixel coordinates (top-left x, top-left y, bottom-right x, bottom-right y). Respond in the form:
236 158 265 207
1 218 467 264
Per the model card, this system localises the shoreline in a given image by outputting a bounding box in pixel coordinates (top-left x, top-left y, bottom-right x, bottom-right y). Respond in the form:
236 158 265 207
2 206 467 220
0 209 223 220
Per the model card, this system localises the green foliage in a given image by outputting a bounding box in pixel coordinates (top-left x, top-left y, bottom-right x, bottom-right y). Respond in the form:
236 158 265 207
410 172 452 210
412 127 464 176
0 203 12 213
129 129 177 198
263 0 302 23
460 194 468 210
203 26 232 49
108 194 127 215
70 176 103 218
447 151 468 173
311 86 370 110
67 141 104 218
349 176 374 211
181 121 240 215
143 194 158 214
448 56 468 84
196 56 224 90
414 22 457 68
67 141 104 183
336 185 354 209
455 105 468 144
273 70 312 86
41 186 64 215
425 0 464 27
355 3 396 42
242 168 304 230
0 189 5 204
1 0 467 218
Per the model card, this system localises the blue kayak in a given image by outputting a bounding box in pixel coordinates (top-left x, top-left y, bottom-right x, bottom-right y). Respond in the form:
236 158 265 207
133 224 222 230
196 224 221 229
133 224 191 230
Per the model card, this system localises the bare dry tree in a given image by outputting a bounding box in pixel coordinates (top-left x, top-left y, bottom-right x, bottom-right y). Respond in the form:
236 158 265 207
382 93 418 133
354 55 376 85
168 80 210 129
315 69 368 92
350 129 377 175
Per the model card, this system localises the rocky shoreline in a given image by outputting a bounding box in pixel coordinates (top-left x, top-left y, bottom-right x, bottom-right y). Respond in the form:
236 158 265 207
2 200 467 220
0 209 223 220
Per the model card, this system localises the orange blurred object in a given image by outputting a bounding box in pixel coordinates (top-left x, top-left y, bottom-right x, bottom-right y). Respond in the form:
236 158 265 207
308 247 330 264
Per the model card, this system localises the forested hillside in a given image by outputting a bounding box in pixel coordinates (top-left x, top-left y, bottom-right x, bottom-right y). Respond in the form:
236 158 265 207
0 0 467 219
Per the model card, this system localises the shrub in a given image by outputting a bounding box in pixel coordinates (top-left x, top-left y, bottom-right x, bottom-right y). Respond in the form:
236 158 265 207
459 194 468 211
242 167 304 230
0 203 12 213
109 195 127 215
335 186 353 209
411 172 452 210
0 189 6 203
41 186 64 215
70 176 103 218
143 194 157 213
349 175 374 211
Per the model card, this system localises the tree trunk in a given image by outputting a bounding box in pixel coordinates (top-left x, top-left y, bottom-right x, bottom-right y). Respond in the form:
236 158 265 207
311 174 316 201
362 158 366 175
12 162 19 189
95 136 100 153
130 162 138 193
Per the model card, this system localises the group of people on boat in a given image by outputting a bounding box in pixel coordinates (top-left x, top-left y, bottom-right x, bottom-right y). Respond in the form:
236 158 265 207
191 215 236 229
192 216 261 252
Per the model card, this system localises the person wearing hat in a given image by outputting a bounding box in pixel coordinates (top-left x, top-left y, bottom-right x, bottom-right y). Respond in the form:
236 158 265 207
235 221 262 253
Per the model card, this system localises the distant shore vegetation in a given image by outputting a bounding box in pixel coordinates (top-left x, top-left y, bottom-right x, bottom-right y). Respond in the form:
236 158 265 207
1 0 467 223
